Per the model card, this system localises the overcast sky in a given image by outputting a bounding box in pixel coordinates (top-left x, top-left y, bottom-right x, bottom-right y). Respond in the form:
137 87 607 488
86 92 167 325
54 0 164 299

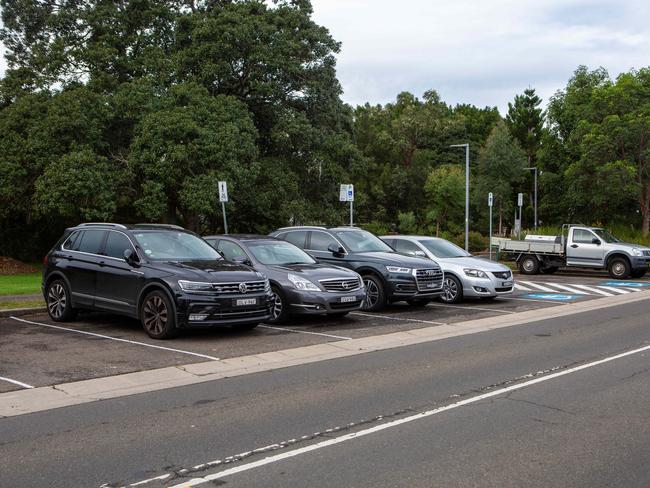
1 1 648 114
311 0 650 113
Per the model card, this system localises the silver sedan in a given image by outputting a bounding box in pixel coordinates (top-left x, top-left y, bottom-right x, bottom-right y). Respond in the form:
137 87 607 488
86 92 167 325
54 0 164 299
381 235 514 303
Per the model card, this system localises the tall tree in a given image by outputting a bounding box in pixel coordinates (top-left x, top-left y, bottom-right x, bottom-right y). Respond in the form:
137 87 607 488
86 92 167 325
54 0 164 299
505 87 544 166
424 165 465 236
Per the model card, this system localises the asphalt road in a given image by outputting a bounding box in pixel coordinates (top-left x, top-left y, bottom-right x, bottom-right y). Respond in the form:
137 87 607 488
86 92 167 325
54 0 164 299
1 295 649 487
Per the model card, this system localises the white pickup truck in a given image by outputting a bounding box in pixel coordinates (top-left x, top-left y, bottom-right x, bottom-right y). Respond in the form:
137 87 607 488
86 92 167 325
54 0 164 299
491 224 650 279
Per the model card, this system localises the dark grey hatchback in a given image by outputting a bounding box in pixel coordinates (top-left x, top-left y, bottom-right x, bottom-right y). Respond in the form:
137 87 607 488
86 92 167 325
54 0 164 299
204 235 366 322
42 223 273 339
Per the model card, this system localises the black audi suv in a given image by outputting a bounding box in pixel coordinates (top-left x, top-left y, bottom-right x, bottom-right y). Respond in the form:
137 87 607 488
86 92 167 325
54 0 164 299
42 223 273 339
203 235 366 322
269 226 444 311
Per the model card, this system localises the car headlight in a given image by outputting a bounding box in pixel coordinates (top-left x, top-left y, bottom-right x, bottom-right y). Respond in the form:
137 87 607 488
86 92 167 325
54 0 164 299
288 273 320 291
463 268 488 278
178 280 214 292
386 266 412 274
631 248 643 256
264 278 271 292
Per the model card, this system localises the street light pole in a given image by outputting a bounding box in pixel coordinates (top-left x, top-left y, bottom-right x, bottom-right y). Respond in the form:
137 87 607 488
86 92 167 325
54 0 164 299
524 166 538 230
450 143 470 251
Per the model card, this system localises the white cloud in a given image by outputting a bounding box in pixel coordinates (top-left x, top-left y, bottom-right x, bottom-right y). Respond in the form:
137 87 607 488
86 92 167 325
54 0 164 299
311 0 650 113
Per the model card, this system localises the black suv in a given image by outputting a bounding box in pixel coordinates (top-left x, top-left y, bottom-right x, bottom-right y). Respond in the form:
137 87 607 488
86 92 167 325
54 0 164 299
204 235 366 322
42 223 273 339
269 226 444 311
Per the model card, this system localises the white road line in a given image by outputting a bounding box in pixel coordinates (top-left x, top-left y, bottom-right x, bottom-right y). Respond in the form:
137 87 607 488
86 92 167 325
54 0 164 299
570 284 614 297
0 376 34 389
519 281 558 292
497 296 571 304
431 303 515 314
542 283 589 295
513 283 533 291
621 287 644 293
597 286 631 294
166 344 650 488
9 317 220 361
258 325 351 341
351 311 446 326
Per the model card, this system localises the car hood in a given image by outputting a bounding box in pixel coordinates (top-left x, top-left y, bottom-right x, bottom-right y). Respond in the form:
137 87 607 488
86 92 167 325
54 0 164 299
357 251 440 269
435 256 511 273
266 263 358 280
605 242 650 252
154 259 260 281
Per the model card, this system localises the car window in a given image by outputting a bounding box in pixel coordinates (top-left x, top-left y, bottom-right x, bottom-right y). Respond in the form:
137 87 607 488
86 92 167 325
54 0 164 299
419 239 469 258
393 239 421 255
62 231 82 251
282 231 307 248
333 229 393 253
247 241 316 265
76 230 106 254
204 238 219 249
573 229 596 244
309 231 339 252
382 238 395 248
104 231 134 259
217 240 248 261
132 231 222 261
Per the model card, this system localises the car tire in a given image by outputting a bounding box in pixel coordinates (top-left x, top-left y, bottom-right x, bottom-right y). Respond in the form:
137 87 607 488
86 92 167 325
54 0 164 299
631 268 647 278
46 279 78 322
362 275 387 312
540 266 558 274
406 298 431 307
608 257 631 279
440 275 463 303
140 289 178 339
519 255 540 275
268 286 288 324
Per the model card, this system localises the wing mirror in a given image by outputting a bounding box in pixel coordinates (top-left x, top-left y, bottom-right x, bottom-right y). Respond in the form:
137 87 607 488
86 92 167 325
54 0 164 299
233 255 252 266
413 250 427 257
123 249 139 266
592 237 601 245
327 243 346 256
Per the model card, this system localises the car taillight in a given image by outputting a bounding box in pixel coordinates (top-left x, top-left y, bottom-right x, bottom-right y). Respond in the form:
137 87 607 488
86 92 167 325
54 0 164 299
43 255 48 266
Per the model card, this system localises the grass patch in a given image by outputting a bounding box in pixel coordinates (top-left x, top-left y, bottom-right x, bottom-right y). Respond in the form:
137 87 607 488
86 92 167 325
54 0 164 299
0 298 44 310
0 272 42 296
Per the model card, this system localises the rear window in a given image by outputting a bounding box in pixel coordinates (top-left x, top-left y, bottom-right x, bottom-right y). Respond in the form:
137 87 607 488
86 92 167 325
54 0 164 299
76 230 106 254
62 231 82 250
282 231 307 248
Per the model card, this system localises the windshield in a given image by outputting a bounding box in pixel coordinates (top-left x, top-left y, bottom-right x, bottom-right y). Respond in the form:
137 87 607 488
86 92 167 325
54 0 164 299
247 241 316 265
132 231 222 261
593 229 621 243
419 239 470 258
334 230 394 253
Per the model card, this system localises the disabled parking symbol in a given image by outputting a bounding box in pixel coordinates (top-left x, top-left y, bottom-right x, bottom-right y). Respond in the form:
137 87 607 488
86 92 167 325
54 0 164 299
525 293 580 301
600 281 650 288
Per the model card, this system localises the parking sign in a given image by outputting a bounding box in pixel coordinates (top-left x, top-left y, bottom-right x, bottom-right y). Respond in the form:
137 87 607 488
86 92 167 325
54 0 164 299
219 181 228 203
347 184 354 202
488 192 493 207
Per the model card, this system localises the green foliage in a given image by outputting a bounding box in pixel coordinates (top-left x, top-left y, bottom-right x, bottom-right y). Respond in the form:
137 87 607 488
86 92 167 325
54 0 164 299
360 221 390 236
397 211 419 234
505 87 544 165
466 231 488 252
424 165 464 235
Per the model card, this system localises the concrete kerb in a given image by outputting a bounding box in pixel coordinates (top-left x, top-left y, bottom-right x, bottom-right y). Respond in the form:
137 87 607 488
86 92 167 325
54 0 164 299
1 292 648 417
0 307 46 318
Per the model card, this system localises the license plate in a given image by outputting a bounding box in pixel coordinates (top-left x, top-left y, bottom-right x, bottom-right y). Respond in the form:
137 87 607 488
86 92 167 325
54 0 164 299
235 298 257 306
340 296 356 303
502 281 513 287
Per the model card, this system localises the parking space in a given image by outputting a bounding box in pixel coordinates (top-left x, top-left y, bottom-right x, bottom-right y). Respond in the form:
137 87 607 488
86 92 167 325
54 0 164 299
1 271 649 394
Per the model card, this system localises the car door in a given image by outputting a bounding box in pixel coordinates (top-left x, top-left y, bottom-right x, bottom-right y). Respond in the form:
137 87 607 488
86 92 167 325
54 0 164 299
566 228 605 266
307 230 350 268
94 231 142 315
63 229 106 307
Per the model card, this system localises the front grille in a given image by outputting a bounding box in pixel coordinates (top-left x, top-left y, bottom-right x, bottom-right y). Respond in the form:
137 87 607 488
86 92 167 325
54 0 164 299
491 271 512 280
415 268 443 291
643 250 650 256
319 277 361 292
210 280 266 294
209 306 269 320
495 286 513 292
330 300 363 310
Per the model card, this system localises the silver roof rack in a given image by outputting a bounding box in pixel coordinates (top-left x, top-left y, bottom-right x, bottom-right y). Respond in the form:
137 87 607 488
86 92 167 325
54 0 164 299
275 225 327 231
78 222 127 229
134 223 185 230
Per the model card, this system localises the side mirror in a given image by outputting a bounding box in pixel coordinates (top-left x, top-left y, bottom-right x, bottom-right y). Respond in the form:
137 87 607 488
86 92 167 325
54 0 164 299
233 255 252 266
327 243 345 255
592 237 601 245
123 249 139 266
414 250 427 257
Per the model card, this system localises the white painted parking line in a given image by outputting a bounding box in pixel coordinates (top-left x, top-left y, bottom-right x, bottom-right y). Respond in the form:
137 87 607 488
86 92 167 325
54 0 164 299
351 311 446 326
519 281 557 292
570 284 614 297
9 317 221 361
498 296 571 304
258 325 351 341
164 344 650 488
0 376 34 389
513 283 533 291
431 303 515 314
542 283 589 295
597 286 631 294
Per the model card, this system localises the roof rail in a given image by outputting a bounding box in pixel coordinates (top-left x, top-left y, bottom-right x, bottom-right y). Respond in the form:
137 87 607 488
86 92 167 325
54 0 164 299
275 225 327 230
134 223 185 230
78 222 127 229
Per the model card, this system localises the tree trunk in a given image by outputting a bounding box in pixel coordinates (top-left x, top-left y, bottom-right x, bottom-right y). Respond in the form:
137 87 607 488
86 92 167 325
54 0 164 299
641 182 650 237
436 220 440 237
498 203 503 236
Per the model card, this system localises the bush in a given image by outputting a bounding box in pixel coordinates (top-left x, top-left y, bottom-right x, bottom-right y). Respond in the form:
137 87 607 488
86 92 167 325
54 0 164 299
451 231 487 252
361 221 390 236
398 211 419 234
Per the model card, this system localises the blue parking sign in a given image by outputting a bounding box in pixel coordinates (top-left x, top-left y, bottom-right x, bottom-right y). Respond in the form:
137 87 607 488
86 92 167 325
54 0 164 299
525 293 580 301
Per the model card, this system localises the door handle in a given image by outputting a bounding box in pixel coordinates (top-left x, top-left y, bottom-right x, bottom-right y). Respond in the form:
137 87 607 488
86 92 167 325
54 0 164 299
99 261 106 267
570 244 579 248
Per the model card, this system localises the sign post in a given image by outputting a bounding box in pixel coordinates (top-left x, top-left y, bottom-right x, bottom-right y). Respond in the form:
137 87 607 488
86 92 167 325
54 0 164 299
488 192 493 260
340 184 354 226
517 192 524 239
218 181 229 234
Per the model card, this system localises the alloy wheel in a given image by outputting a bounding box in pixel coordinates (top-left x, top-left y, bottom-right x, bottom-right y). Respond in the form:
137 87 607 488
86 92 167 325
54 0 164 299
522 259 535 273
364 278 379 308
271 292 283 321
612 262 625 277
143 295 168 336
47 283 66 319
442 277 458 303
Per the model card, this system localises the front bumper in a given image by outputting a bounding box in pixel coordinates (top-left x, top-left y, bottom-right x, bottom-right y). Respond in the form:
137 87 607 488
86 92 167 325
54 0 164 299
285 287 366 315
175 291 274 328
386 273 444 300
461 274 514 298
630 256 650 269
